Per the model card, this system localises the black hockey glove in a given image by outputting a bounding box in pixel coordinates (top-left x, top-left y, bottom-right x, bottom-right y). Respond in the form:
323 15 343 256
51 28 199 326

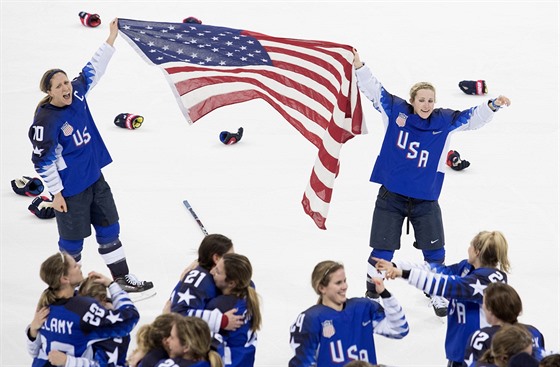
28 196 55 219
11 176 44 196
219 127 244 145
79 12 101 27
114 113 144 130
446 150 470 171
458 80 487 95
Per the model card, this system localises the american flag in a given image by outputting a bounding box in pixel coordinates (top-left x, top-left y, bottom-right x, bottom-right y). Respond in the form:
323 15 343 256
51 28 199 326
118 18 366 229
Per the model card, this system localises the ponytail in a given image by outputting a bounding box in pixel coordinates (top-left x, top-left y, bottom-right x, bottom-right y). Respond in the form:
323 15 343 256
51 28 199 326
208 350 224 367
38 287 58 308
246 287 262 332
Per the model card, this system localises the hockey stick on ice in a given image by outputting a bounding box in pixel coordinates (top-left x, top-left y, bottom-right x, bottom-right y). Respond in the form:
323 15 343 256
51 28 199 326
183 199 209 236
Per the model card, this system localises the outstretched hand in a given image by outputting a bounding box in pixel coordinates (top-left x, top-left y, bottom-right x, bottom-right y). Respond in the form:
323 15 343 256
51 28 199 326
493 95 511 107
107 18 119 46
352 48 363 70
372 257 402 279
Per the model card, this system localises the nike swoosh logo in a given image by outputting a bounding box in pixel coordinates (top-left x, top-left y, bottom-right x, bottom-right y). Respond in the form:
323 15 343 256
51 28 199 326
432 131 442 135
362 320 372 327
431 239 439 244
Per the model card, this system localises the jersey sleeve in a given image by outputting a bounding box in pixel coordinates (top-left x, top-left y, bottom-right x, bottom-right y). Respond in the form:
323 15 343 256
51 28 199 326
79 42 116 96
63 355 101 367
371 295 409 339
443 99 495 134
406 264 506 302
185 308 224 333
288 311 320 367
80 283 139 340
29 110 64 195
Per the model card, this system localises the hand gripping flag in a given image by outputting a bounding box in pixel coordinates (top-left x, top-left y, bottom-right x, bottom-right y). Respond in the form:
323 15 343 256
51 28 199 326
118 18 366 229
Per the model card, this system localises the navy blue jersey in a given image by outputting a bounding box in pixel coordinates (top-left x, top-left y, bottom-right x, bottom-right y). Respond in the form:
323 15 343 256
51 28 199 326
356 65 496 200
92 335 131 367
403 260 508 363
29 283 138 367
289 296 408 367
170 266 219 316
206 294 257 367
464 324 546 366
138 347 168 367
154 358 210 367
29 42 115 197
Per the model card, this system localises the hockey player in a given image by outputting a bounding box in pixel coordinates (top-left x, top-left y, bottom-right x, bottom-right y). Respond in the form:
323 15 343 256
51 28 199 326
168 234 243 332
25 252 139 367
463 282 545 366
158 316 223 367
353 50 511 317
374 230 511 367
127 313 182 367
477 324 537 367
28 18 153 298
208 253 262 367
289 260 409 366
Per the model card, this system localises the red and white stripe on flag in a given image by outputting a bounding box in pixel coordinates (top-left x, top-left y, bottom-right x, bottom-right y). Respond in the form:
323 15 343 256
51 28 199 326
120 20 366 229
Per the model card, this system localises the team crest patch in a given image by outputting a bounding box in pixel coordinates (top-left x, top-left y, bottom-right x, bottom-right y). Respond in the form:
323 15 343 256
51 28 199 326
396 112 408 127
322 320 335 338
61 122 74 136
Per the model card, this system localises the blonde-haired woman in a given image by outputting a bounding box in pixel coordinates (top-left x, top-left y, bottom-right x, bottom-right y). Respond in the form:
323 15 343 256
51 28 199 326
353 49 511 319
26 252 139 366
159 316 223 367
375 230 511 367
289 260 409 367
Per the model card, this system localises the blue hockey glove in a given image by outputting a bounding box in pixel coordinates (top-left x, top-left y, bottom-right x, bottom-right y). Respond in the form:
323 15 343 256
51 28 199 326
11 176 44 196
28 196 55 219
219 127 244 145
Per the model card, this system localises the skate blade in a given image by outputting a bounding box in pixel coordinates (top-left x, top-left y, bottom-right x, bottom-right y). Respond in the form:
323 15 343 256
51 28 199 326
128 289 157 302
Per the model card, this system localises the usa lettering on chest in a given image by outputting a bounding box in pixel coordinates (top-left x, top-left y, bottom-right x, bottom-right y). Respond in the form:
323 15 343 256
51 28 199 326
396 131 429 168
42 317 74 335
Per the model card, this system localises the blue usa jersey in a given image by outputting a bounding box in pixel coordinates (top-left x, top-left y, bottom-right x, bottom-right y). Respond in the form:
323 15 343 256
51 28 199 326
404 260 507 363
289 296 409 367
207 294 257 367
355 65 496 200
29 42 115 197
29 283 139 367
170 266 219 316
464 323 546 366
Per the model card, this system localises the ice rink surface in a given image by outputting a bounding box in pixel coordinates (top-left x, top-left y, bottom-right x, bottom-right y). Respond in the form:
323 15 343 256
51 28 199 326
1 1 558 366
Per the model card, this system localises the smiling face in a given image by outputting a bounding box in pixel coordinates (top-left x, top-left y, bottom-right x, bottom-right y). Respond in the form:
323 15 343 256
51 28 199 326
47 72 73 107
410 88 436 119
319 268 348 310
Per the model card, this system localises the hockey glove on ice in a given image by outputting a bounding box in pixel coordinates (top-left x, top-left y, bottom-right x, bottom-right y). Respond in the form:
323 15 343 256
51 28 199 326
114 113 144 130
446 150 470 171
11 176 44 196
28 196 55 219
458 80 487 95
219 127 244 145
183 16 202 24
79 12 101 27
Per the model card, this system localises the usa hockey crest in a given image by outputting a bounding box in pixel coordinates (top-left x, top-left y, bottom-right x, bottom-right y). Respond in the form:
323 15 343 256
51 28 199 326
396 112 408 127
61 122 74 136
322 320 335 338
